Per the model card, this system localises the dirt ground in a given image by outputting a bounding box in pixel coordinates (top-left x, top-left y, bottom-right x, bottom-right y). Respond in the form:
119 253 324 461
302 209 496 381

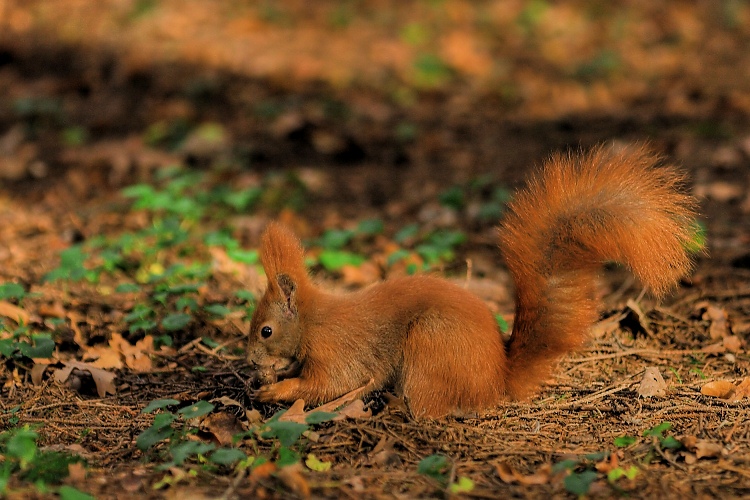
1 2 750 499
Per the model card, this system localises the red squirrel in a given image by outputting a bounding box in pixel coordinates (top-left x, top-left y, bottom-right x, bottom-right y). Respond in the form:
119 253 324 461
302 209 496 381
246 145 699 417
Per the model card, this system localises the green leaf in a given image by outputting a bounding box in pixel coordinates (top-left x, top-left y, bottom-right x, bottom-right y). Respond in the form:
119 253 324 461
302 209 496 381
305 453 332 472
661 436 683 450
161 313 191 331
449 476 475 494
0 283 25 300
59 485 95 500
115 283 141 293
210 448 248 465
319 229 354 250
564 470 598 496
277 446 301 468
226 248 259 264
6 428 38 465
394 224 419 244
304 412 339 425
551 459 578 474
262 421 309 447
317 250 365 271
417 454 450 482
177 401 215 420
356 219 384 236
136 413 176 451
608 465 639 482
170 440 215 466
614 435 636 447
19 334 55 358
643 421 672 439
142 399 180 414
494 314 509 333
203 304 231 317
439 186 465 210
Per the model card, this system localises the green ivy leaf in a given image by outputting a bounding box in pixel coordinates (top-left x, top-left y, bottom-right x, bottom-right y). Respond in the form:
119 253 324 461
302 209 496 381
210 448 248 465
614 435 637 447
0 283 25 300
177 401 215 420
161 313 192 331
417 454 450 483
304 412 339 424
142 399 180 414
277 446 301 468
19 334 55 358
262 421 309 447
318 250 365 271
170 440 215 466
58 485 95 500
564 470 598 496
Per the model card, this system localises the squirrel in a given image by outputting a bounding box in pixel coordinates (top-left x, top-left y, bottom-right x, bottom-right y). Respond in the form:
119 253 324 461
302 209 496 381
246 144 700 417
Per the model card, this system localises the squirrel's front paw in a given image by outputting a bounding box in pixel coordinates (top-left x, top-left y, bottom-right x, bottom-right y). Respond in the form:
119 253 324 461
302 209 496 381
255 378 302 402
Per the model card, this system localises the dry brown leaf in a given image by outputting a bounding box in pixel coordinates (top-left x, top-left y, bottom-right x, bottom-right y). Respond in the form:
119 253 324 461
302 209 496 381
0 300 30 325
30 363 48 385
369 436 400 466
624 299 653 336
279 399 307 424
85 345 124 369
495 462 550 485
276 465 311 499
704 305 730 339
313 378 376 414
723 335 743 352
333 399 372 421
681 436 724 459
637 367 667 397
700 380 736 399
67 462 87 483
702 342 725 354
54 361 116 397
201 412 243 446
731 378 750 401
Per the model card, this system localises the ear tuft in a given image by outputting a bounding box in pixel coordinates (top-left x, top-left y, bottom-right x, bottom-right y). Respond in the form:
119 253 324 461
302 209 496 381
259 222 307 285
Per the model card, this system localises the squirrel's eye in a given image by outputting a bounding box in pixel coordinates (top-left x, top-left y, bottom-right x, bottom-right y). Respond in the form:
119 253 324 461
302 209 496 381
260 326 273 339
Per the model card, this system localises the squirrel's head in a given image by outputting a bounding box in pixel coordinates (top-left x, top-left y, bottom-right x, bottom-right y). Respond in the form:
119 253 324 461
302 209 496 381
247 223 307 371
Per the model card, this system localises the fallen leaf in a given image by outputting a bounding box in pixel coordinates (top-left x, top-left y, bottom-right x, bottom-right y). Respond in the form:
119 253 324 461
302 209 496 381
624 300 653 336
637 367 667 397
30 363 49 385
313 378 376 414
249 461 277 481
0 300 30 325
681 436 724 459
731 378 750 401
700 380 737 399
495 462 550 485
370 436 401 467
723 335 743 352
333 399 372 421
67 462 87 483
201 412 244 446
703 305 730 339
279 399 307 424
276 465 311 499
54 361 116 397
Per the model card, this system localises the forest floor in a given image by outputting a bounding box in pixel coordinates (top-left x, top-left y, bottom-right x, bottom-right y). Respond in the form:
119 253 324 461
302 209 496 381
1 1 750 498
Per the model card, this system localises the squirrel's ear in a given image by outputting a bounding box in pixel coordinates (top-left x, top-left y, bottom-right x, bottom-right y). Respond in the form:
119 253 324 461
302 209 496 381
276 273 298 318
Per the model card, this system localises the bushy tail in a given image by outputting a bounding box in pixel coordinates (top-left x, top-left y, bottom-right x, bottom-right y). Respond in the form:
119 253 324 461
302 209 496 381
499 144 700 400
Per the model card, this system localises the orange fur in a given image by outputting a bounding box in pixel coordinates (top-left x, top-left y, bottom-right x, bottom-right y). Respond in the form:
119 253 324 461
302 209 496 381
247 144 699 417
